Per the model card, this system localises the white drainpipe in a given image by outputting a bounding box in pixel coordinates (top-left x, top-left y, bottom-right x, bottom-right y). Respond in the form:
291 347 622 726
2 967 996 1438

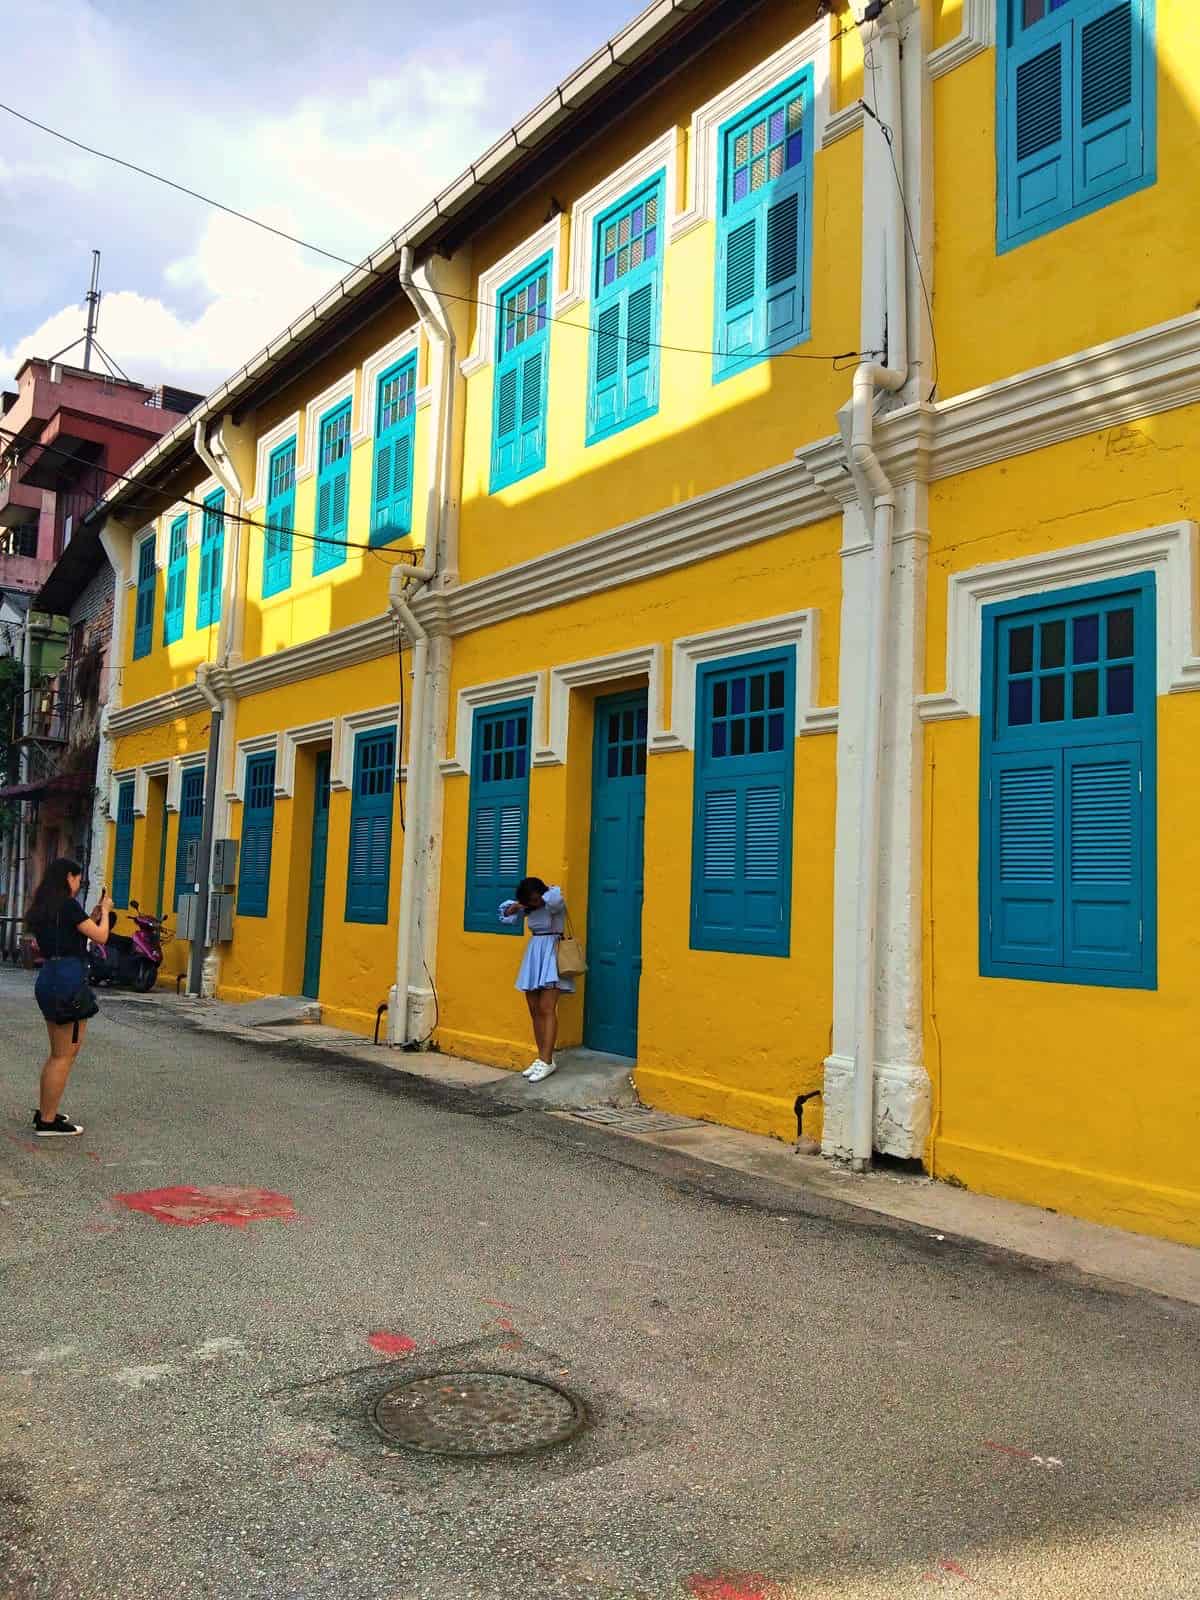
387 247 456 1045
847 6 909 1171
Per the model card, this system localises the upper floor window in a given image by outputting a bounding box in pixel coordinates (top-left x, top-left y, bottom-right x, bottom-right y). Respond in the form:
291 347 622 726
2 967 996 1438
196 490 224 630
997 0 1155 252
163 515 187 645
587 175 664 445
132 533 156 660
715 68 814 380
263 438 296 598
980 573 1156 988
491 257 550 492
314 400 351 575
371 357 417 545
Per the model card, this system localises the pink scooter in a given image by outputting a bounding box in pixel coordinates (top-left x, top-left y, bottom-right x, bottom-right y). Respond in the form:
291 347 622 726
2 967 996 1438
89 899 170 993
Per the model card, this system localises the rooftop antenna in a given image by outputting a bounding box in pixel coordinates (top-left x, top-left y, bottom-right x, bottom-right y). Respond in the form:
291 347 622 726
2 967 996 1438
48 251 130 381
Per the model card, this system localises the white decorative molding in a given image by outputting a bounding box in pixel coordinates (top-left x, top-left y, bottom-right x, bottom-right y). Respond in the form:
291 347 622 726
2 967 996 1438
355 329 423 442
244 412 302 512
928 0 995 79
278 720 335 798
107 682 208 737
441 673 546 777
229 732 283 804
555 129 681 316
918 521 1200 723
126 527 157 588
231 614 397 697
165 752 208 813
539 646 664 766
653 611 836 754
296 370 357 481
332 704 401 792
109 767 133 820
137 759 171 823
462 219 563 377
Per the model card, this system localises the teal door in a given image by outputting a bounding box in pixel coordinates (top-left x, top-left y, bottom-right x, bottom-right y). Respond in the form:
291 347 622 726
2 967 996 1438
302 751 331 999
584 691 647 1058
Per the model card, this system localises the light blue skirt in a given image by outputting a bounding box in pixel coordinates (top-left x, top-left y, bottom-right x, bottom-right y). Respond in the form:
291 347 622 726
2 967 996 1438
515 933 575 994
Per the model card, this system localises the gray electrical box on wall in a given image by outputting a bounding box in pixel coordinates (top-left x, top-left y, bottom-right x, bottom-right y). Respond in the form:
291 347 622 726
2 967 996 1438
211 839 239 889
206 892 235 945
176 894 203 942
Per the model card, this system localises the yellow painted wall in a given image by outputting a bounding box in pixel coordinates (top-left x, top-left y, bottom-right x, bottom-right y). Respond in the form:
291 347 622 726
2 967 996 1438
934 0 1200 399
924 411 1200 1244
435 517 842 1140
455 1 863 583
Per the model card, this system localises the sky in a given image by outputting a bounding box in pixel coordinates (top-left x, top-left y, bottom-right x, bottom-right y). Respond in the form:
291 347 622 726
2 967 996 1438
0 0 643 396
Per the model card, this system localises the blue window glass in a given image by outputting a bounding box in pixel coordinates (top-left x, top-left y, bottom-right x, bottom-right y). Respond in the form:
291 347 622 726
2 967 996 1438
980 573 1156 988
465 701 531 934
263 439 296 597
587 175 664 445
345 728 395 924
314 400 351 575
491 258 550 492
371 357 417 544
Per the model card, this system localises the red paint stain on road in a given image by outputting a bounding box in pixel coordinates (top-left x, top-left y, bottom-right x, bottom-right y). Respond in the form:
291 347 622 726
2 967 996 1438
368 1331 417 1357
115 1184 297 1228
686 1574 775 1600
983 1440 1033 1459
921 1559 997 1591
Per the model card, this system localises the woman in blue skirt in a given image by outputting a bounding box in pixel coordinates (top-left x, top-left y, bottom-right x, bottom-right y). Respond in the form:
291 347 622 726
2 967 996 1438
499 877 573 1083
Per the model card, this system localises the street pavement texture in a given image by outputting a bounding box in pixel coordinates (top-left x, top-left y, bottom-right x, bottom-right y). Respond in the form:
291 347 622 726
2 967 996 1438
1 967 1198 1600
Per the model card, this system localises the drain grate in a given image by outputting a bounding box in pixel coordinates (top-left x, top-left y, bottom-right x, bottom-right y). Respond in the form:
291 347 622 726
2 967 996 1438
371 1371 586 1458
569 1105 697 1132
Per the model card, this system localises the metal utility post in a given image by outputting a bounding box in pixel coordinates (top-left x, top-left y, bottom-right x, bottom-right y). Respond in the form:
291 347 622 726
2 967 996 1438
82 250 101 373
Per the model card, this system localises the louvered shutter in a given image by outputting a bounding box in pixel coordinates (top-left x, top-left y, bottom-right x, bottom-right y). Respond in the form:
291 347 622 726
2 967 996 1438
464 704 531 933
197 493 224 628
742 783 787 937
590 301 624 435
519 347 545 472
764 189 803 344
236 755 276 918
987 750 1064 968
164 516 187 644
695 786 739 940
112 781 135 908
1005 15 1073 237
133 537 155 659
1073 0 1142 206
345 729 395 925
720 217 758 363
624 280 656 417
493 366 520 481
370 363 416 544
1064 741 1141 972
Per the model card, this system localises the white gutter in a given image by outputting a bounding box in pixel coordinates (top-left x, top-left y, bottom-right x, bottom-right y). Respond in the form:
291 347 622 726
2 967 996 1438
847 6 909 1172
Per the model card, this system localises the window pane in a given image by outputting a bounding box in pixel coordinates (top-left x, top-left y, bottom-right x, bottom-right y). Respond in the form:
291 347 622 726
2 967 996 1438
1106 608 1134 659
731 721 746 756
607 746 618 778
748 717 765 754
636 707 647 738
713 681 728 717
768 713 785 751
1072 670 1099 718
769 671 785 709
731 677 747 715
1073 614 1100 664
750 675 765 712
1009 625 1034 674
1039 674 1065 723
1008 679 1033 725
712 723 727 759
621 745 634 777
1107 664 1134 715
635 745 647 776
1040 620 1066 670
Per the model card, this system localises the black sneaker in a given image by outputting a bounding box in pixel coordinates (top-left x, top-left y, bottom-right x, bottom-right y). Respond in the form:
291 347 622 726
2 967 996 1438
32 1111 83 1138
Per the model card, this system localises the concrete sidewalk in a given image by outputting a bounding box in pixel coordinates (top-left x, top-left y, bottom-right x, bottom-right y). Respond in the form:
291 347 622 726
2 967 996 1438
116 986 1200 1309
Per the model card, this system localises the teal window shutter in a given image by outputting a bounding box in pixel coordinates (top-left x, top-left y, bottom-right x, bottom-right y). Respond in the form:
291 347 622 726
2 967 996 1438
690 651 794 957
263 439 296 597
714 70 813 380
132 534 156 659
112 781 135 907
163 515 188 645
371 357 417 544
196 490 224 629
998 0 1154 251
980 574 1155 987
314 400 351 574
346 728 395 924
237 753 276 918
491 258 550 492
465 702 531 934
174 767 205 910
586 176 664 445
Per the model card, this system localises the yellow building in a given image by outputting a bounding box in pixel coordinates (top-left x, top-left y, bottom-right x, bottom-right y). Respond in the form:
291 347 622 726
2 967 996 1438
91 0 1200 1245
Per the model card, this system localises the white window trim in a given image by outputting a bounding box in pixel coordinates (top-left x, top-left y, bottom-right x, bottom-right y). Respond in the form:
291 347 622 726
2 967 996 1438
125 527 156 589
136 759 171 822
918 520 1200 723
297 370 358 484
278 720 336 799
228 733 282 805
928 0 994 79
245 412 303 514
109 767 135 821
166 753 208 814
539 646 663 766
461 219 565 377
653 611 836 754
354 330 425 444
440 674 546 777
332 704 401 792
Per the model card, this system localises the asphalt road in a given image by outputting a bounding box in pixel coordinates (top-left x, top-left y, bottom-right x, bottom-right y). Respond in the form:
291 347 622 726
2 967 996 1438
1 967 1198 1600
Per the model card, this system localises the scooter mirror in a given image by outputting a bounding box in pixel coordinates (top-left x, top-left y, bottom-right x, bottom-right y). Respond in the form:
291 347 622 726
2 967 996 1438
130 899 140 910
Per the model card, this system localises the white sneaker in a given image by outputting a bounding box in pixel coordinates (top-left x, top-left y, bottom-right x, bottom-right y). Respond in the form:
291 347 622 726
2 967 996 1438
526 1058 558 1084
523 1059 547 1079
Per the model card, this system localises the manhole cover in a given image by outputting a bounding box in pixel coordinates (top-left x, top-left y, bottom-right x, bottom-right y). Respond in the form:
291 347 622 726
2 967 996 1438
569 1105 696 1132
371 1370 586 1458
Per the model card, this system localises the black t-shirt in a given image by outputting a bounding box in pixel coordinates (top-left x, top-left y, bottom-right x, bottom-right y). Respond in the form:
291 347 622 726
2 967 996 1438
32 897 89 961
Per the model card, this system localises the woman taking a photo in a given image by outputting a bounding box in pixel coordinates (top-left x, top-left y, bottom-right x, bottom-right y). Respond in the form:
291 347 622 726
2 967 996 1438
499 877 573 1083
25 857 110 1137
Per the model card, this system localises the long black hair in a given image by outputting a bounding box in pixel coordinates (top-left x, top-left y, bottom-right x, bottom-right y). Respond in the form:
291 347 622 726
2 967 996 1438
25 857 84 931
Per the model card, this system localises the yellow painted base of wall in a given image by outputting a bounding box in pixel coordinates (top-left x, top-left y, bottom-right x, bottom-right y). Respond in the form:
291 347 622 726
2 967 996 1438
635 1063 809 1145
436 1027 534 1075
934 1137 1200 1249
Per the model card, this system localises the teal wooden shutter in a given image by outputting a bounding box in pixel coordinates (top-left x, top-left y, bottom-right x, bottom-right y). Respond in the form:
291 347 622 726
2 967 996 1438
163 515 187 644
196 490 224 629
263 439 296 597
1004 14 1073 239
174 767 205 910
112 781 135 907
491 259 550 492
132 535 156 659
587 178 663 444
714 73 812 379
345 728 395 924
464 702 531 933
371 358 417 543
314 401 351 574
986 750 1064 968
237 753 276 918
1064 741 1142 972
690 653 793 957
1073 0 1143 206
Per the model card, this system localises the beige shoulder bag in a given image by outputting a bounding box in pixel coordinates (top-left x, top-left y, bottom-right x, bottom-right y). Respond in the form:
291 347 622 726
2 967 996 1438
556 909 587 977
